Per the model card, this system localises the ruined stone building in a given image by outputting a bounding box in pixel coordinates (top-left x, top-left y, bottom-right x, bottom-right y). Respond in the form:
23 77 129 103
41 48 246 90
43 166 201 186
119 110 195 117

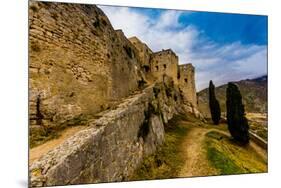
178 63 197 107
150 49 179 82
129 38 197 108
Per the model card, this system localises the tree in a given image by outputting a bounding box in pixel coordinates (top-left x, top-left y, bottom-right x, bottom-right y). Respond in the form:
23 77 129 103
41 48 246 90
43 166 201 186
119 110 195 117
226 82 250 144
209 80 221 125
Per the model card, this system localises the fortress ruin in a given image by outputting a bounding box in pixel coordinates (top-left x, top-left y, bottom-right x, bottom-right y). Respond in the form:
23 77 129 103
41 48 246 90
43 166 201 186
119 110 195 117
29 2 201 186
129 37 197 107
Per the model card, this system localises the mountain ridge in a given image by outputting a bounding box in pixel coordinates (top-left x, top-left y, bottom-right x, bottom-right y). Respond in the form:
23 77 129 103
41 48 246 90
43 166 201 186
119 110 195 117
197 75 267 117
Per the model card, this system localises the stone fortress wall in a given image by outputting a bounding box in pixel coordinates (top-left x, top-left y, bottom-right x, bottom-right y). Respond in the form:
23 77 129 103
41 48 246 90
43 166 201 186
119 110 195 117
178 63 197 107
29 1 201 187
29 2 144 131
128 35 198 108
129 37 153 69
129 43 197 108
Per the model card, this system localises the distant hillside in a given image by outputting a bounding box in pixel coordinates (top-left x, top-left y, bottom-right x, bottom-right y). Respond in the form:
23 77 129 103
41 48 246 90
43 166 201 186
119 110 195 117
197 75 267 117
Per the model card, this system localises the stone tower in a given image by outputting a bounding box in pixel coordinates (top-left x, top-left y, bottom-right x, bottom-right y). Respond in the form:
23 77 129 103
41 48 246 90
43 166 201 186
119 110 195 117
150 49 178 83
178 63 197 107
128 37 198 109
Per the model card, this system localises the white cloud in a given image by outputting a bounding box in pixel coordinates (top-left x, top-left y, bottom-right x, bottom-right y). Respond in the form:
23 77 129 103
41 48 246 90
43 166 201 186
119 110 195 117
100 6 152 38
154 10 183 29
99 6 267 91
192 43 267 90
100 5 197 53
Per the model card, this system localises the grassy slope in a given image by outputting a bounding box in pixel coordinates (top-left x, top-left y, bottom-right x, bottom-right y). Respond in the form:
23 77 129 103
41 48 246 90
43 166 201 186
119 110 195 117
205 131 267 175
131 115 267 180
130 114 194 180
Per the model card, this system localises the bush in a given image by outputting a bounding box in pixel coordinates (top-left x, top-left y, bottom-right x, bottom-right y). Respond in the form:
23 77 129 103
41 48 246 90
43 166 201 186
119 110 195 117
226 83 250 144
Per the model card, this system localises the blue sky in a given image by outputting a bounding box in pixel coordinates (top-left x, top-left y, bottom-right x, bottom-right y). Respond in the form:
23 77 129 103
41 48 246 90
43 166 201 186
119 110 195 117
99 5 268 91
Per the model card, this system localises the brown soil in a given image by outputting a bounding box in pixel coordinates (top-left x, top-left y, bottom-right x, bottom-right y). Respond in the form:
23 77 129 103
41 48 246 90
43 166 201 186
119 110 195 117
29 126 86 164
178 127 218 177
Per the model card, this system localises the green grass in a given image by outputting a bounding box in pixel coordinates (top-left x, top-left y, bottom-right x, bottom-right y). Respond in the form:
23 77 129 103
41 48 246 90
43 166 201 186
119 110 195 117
206 144 244 175
130 114 192 180
130 114 267 180
205 131 267 175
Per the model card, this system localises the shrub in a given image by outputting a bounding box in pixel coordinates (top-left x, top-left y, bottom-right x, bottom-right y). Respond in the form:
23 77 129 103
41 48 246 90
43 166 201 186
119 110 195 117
209 80 221 125
226 82 250 144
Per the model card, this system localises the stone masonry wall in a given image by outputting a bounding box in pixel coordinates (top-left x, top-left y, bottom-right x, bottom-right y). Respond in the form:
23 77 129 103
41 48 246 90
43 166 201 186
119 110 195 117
29 2 143 130
113 30 144 96
30 81 186 187
178 64 197 107
129 38 198 110
129 37 153 70
150 49 179 83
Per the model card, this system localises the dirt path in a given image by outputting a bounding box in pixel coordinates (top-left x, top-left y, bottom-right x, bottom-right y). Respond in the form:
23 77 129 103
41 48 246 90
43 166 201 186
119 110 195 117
29 126 86 164
178 126 218 177
178 125 267 177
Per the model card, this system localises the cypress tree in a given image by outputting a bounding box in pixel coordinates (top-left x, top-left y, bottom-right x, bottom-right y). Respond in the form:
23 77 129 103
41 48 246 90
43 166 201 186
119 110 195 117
209 80 221 125
226 82 250 144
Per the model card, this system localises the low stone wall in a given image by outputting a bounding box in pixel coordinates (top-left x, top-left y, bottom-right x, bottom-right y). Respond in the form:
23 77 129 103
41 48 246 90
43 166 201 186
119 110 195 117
249 131 268 150
30 82 185 187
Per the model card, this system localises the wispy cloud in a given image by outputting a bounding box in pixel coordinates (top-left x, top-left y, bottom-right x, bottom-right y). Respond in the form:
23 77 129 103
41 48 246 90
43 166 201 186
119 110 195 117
99 5 267 91
154 10 183 30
